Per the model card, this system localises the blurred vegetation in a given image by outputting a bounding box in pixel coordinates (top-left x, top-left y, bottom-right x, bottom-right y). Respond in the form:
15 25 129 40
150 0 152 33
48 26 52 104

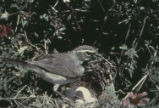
0 0 159 107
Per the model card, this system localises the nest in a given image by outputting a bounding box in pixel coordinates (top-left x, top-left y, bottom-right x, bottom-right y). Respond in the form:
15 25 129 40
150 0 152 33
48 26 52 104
81 53 117 95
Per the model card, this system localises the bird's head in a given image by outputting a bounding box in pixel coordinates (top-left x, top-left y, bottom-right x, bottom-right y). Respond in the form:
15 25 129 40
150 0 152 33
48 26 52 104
73 45 97 62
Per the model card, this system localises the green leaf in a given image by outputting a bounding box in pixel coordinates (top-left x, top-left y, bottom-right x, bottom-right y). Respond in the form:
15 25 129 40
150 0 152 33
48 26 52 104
10 4 19 9
125 48 138 58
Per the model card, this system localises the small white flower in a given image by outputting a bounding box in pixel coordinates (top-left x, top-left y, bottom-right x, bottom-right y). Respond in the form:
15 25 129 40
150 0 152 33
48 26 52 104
63 0 70 3
1 11 9 20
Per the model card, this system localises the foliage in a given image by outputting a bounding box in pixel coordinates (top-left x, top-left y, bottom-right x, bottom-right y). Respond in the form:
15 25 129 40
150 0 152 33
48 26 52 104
0 0 159 107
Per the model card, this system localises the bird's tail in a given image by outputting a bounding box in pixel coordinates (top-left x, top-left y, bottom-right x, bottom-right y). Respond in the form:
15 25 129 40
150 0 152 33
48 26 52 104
0 57 42 73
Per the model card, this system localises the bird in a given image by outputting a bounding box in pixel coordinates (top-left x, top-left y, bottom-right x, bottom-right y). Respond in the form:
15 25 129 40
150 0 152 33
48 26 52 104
63 86 97 104
0 45 97 90
75 86 97 104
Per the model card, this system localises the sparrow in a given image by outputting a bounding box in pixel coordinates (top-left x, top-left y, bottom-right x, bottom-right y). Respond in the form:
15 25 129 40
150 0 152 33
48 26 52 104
0 45 97 89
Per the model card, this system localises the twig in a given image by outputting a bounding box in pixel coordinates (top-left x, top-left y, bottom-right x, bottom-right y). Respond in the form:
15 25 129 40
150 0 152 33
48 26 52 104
139 17 148 39
125 23 131 43
132 73 148 91
51 0 59 13
22 31 40 52
15 15 20 32
14 85 27 99
132 49 158 91
134 16 148 48
96 0 105 13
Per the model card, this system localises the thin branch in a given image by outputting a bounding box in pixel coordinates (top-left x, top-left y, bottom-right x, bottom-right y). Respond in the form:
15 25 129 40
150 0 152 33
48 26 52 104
14 85 27 99
132 49 158 92
134 16 148 48
125 23 131 43
96 0 105 13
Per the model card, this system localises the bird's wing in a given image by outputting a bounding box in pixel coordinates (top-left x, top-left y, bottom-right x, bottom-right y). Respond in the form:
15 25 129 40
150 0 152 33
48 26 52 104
28 53 84 78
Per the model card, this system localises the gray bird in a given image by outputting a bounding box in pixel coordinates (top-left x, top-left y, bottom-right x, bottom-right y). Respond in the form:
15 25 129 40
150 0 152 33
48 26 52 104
0 45 97 89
